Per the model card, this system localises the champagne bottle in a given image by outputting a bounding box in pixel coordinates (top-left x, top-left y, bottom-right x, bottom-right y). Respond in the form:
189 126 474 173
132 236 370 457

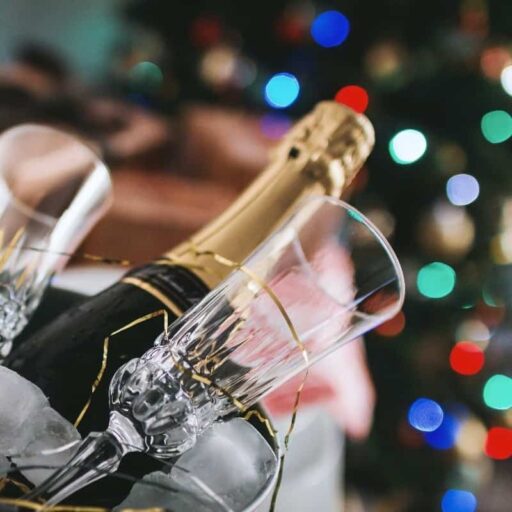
7 102 374 436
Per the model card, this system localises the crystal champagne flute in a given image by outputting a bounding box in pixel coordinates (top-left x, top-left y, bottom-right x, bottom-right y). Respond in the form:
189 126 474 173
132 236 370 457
25 196 405 505
0 124 112 358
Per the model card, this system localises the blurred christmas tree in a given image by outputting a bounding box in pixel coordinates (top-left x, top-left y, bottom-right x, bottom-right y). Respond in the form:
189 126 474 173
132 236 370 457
121 1 512 510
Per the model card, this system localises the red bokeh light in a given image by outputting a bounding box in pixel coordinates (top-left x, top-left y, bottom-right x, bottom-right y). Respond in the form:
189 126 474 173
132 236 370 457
449 341 485 376
335 85 369 114
275 16 307 44
376 311 405 337
190 17 222 47
480 46 511 80
485 427 512 460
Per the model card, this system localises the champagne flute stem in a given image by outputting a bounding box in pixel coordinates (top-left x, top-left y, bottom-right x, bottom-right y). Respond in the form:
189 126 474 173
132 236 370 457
23 430 129 506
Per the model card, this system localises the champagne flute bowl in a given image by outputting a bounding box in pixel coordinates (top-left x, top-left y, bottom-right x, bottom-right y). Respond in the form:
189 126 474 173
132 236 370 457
0 124 112 358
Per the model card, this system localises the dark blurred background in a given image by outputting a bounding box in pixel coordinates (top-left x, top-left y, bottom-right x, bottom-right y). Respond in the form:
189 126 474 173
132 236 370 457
1 1 512 511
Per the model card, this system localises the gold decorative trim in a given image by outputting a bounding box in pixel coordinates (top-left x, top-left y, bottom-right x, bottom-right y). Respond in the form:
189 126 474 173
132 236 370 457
121 277 183 316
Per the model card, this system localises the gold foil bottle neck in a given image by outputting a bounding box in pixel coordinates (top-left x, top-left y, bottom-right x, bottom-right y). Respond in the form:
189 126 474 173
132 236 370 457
273 101 375 196
167 101 375 287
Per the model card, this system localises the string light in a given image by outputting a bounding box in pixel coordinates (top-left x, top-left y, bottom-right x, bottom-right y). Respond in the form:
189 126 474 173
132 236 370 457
485 427 512 460
441 490 477 512
310 10 350 48
417 262 456 299
483 374 512 410
264 73 300 109
449 342 485 376
389 129 427 164
408 398 444 432
446 174 480 206
334 85 369 113
481 110 512 144
425 412 460 450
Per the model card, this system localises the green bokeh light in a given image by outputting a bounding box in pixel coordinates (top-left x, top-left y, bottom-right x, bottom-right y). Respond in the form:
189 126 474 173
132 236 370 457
417 262 456 299
389 129 427 165
481 110 512 144
129 61 163 92
483 374 512 410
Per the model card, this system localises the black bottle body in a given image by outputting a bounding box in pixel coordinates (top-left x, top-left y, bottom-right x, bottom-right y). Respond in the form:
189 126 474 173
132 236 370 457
7 263 209 433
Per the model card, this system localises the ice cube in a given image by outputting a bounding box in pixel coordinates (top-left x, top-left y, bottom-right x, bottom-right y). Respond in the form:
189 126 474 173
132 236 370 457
115 470 231 512
0 367 81 485
11 407 81 485
0 366 47 453
116 418 278 511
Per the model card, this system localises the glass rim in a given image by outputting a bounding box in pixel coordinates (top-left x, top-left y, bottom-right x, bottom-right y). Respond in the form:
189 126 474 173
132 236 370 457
0 123 111 223
284 195 406 318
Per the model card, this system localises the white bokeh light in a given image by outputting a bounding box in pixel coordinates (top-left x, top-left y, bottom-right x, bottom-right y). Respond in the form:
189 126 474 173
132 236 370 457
446 174 480 206
389 129 427 164
500 65 512 96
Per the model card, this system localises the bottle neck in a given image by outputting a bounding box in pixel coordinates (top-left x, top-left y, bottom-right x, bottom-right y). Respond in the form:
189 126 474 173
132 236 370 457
167 159 325 287
165 101 374 288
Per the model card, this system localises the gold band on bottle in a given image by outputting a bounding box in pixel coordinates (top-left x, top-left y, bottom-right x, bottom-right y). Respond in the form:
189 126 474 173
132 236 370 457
122 276 183 316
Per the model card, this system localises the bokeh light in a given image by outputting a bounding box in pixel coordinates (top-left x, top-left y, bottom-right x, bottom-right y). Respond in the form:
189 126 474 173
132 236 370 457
483 374 512 410
365 41 406 85
480 46 511 80
408 398 444 432
425 412 460 450
334 85 369 113
129 61 164 91
436 143 467 175
310 10 350 48
200 45 237 87
481 110 512 143
485 427 512 460
446 174 480 206
500 65 512 96
417 262 456 299
264 73 300 108
260 113 292 140
455 319 490 347
376 310 405 337
419 202 475 261
441 490 477 512
456 418 487 460
389 129 427 164
449 342 485 376
190 16 222 47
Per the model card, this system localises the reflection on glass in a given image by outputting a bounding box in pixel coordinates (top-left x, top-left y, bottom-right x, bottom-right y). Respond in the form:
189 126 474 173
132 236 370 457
0 124 112 357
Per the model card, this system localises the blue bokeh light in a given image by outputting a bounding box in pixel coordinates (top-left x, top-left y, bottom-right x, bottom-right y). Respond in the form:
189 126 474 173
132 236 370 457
425 412 460 450
264 73 300 109
446 174 480 206
408 398 444 432
441 490 477 512
311 10 350 48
